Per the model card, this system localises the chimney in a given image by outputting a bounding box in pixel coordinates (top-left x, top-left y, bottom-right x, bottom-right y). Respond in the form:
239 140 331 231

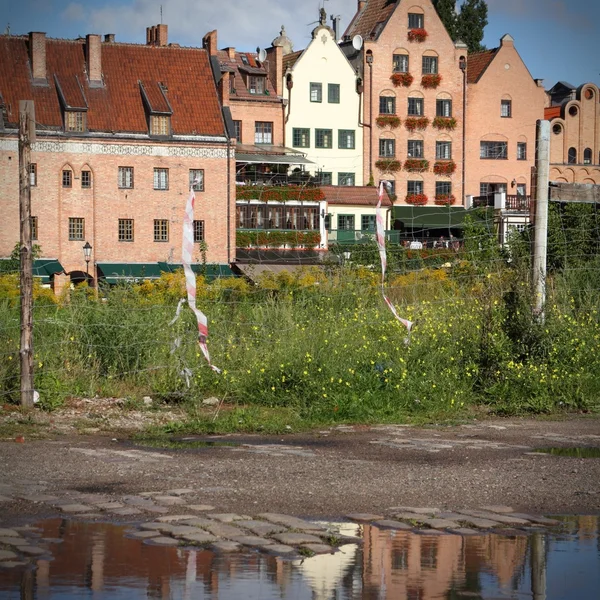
86 34 102 85
28 32 47 83
220 72 230 107
358 1 367 12
146 24 168 46
226 47 236 60
331 15 341 40
202 30 218 56
104 33 115 43
266 45 283 97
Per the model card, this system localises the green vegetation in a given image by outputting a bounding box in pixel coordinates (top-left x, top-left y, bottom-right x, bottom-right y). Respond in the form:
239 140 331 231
434 0 488 53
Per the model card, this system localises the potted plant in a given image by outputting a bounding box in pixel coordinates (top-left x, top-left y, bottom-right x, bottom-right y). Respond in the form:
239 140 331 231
432 116 457 130
433 160 456 175
434 194 456 206
405 193 428 205
404 116 429 132
408 28 428 42
421 74 442 89
375 158 402 172
404 158 429 172
390 72 414 87
376 115 401 129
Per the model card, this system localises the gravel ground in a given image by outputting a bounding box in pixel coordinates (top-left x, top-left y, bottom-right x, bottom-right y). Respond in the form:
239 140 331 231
1 414 599 525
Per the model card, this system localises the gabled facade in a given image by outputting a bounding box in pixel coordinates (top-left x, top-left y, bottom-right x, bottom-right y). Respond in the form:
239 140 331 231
545 82 600 184
283 11 364 186
466 34 546 204
343 0 466 207
0 27 235 287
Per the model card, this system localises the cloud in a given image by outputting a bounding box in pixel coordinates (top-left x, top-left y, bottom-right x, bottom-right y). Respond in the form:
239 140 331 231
62 2 85 22
83 0 354 49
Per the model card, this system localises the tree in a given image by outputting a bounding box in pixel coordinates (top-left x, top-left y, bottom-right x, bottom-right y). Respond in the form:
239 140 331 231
455 0 488 53
432 0 458 41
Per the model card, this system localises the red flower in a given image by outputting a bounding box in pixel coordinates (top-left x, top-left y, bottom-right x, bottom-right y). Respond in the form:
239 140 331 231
405 193 428 205
432 116 457 130
421 74 442 89
404 116 429 132
404 159 429 172
434 194 456 206
390 72 414 87
376 115 401 129
433 160 456 175
408 28 428 43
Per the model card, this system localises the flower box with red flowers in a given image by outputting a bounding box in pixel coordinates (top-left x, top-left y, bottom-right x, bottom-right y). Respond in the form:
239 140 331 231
433 160 456 175
434 194 456 206
405 193 428 205
375 159 402 173
376 115 401 129
390 72 414 87
404 158 429 172
236 185 325 202
432 116 457 130
421 74 442 89
404 116 429 132
407 28 428 42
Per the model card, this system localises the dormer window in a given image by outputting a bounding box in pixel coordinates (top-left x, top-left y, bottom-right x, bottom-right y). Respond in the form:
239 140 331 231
65 111 86 133
150 115 171 136
249 76 265 94
241 54 250 66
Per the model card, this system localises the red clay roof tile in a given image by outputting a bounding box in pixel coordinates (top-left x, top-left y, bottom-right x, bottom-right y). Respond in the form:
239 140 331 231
344 0 397 40
544 106 561 120
466 49 498 84
0 35 225 136
321 185 392 207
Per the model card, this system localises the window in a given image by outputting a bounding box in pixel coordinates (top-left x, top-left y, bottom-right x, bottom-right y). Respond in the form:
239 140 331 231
328 83 340 104
552 123 562 135
381 180 395 195
65 111 85 132
436 181 452 196
248 76 265 94
408 13 424 29
516 183 527 197
338 215 355 230
229 74 236 94
154 219 169 242
255 121 273 144
118 167 134 189
154 168 169 190
422 56 438 74
240 54 249 66
517 142 527 160
480 141 508 159
318 172 332 185
150 115 170 135
31 216 38 241
338 130 355 149
408 140 423 158
379 139 396 157
30 164 37 187
436 99 452 117
293 128 310 148
234 120 242 142
193 220 205 243
501 100 512 118
436 141 452 159
568 147 577 164
408 97 424 116
68 217 84 240
118 219 134 242
81 170 92 188
407 180 423 195
584 148 592 165
393 54 409 73
362 215 376 231
338 172 355 186
315 129 332 148
62 169 72 188
189 169 204 192
379 96 396 115
310 82 322 102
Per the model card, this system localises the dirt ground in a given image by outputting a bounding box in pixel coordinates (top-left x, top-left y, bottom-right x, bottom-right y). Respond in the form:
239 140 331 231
1 401 599 525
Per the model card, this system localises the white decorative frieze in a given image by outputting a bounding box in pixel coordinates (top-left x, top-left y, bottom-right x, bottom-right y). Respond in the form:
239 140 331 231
0 138 230 159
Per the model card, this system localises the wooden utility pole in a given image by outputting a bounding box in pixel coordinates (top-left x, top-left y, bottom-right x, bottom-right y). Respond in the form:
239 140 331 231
19 100 35 408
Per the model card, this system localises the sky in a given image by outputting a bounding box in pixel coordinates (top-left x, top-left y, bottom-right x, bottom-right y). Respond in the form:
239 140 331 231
1 0 599 88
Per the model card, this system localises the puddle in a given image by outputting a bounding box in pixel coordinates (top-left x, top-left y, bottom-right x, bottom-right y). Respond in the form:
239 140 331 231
0 516 598 599
534 447 600 458
134 437 240 450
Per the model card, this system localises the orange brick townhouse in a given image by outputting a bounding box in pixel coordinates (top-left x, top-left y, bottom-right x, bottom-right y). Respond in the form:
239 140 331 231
0 26 236 289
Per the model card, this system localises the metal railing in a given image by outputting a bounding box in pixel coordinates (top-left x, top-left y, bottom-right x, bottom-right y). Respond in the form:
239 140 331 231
472 194 531 212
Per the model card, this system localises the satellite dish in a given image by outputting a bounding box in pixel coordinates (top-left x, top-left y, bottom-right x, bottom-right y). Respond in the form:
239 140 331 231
352 35 363 51
258 48 267 62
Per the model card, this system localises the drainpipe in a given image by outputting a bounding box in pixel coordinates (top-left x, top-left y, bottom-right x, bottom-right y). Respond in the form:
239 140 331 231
285 74 293 124
460 56 467 206
366 52 374 184
227 137 231 264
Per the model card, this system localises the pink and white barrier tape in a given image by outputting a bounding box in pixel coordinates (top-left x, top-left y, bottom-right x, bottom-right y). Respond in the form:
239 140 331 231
376 182 413 332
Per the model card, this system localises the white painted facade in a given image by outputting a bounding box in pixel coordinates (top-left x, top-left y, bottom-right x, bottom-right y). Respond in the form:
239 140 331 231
327 205 392 242
283 25 364 186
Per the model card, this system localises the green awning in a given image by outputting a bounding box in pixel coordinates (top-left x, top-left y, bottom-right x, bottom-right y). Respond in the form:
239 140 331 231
392 206 494 230
157 262 235 281
0 258 64 283
97 263 163 284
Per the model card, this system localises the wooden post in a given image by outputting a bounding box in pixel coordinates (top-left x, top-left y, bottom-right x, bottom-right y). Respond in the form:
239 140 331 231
19 100 35 408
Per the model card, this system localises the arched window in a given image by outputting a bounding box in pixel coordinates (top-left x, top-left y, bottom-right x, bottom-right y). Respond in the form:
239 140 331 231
584 148 592 165
568 147 577 164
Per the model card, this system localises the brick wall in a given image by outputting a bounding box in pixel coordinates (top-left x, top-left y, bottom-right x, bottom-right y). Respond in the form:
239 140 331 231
229 100 285 146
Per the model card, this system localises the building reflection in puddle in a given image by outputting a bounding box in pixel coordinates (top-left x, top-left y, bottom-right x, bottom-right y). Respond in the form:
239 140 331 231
0 516 598 599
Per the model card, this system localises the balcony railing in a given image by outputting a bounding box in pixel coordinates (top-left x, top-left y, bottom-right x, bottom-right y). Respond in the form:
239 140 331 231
472 195 531 212
328 230 462 249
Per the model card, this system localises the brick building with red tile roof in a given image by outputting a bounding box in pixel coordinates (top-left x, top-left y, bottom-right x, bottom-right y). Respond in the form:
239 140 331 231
0 26 235 288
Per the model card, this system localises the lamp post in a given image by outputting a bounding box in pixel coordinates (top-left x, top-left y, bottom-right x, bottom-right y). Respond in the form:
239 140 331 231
83 241 92 280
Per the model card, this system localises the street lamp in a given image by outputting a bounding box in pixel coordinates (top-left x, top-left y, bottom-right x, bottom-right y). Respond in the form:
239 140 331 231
83 241 92 279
